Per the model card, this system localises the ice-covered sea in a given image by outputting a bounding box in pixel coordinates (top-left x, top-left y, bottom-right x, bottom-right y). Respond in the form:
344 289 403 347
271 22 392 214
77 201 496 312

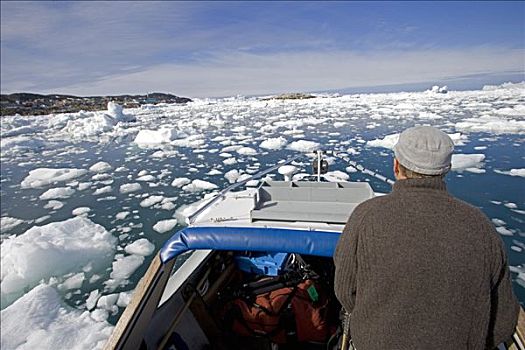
1 83 524 349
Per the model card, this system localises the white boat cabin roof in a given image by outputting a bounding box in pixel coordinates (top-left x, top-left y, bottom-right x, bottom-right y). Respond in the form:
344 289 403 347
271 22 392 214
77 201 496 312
191 179 375 233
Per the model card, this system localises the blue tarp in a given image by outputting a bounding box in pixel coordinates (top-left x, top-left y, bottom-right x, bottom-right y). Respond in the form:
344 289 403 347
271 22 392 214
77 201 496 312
159 226 341 264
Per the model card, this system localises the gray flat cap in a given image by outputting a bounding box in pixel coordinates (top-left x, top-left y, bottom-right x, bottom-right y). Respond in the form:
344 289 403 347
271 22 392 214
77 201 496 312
393 126 454 175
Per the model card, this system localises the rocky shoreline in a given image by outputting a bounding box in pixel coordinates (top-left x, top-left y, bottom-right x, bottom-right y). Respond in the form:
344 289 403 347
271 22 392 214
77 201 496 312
0 92 192 117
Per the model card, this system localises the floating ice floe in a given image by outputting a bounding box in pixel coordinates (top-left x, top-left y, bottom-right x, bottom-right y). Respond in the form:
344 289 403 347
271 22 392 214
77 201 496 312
104 255 144 291
0 284 113 350
0 217 25 233
93 186 112 196
124 239 155 256
1 217 116 308
136 174 156 182
224 169 241 184
134 128 178 145
89 162 112 173
260 137 288 150
223 157 238 165
44 200 64 210
96 293 119 314
171 177 191 188
287 140 321 153
171 135 206 148
72 207 91 216
115 211 130 220
455 115 525 135
57 272 85 291
21 168 87 189
451 154 485 172
152 219 178 234
39 187 76 200
62 113 116 140
139 195 164 208
182 179 218 192
119 183 142 194
494 169 525 178
0 136 45 155
236 147 258 156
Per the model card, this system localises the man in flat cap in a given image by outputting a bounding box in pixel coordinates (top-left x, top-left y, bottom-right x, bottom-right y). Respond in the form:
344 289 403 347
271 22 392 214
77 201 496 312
334 126 519 349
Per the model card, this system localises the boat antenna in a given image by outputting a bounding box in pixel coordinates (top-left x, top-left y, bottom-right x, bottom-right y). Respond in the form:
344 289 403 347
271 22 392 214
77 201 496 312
334 152 395 186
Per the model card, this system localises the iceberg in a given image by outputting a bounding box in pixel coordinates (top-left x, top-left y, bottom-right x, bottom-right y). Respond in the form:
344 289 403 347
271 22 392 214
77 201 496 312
0 284 113 350
1 217 116 308
21 168 87 189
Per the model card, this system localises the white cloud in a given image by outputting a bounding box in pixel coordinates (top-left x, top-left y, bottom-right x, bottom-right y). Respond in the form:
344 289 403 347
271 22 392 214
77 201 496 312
48 47 525 97
1 2 524 97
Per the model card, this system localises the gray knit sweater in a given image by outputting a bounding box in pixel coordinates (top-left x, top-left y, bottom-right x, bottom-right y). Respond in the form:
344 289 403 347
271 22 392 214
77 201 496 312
334 177 519 349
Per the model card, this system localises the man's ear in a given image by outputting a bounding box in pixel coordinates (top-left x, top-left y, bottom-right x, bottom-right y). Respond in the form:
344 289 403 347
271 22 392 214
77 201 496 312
393 158 400 177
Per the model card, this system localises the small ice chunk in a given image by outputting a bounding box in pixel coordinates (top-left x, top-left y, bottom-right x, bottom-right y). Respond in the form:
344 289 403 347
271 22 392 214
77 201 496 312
223 157 238 165
72 207 91 216
206 169 222 176
115 211 130 220
39 187 75 200
96 293 119 312
134 128 177 145
152 219 178 234
171 177 191 188
366 134 400 149
236 147 257 156
78 182 93 191
260 137 288 150
89 162 112 173
225 169 240 184
105 255 144 290
0 217 25 232
124 238 155 256
90 308 109 322
86 289 100 311
451 154 485 171
491 218 506 226
20 168 88 189
117 290 133 308
182 180 218 192
35 215 51 224
44 200 64 210
136 175 156 182
509 169 525 177
496 226 513 236
161 202 176 210
119 183 142 194
140 195 164 208
287 140 321 153
57 272 85 291
93 186 112 196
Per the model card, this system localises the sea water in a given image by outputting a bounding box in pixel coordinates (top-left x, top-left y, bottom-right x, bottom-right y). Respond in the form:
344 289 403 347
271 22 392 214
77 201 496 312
0 83 524 348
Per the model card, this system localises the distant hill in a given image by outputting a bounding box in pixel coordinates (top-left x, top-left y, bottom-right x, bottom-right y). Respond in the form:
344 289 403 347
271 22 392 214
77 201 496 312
0 92 192 116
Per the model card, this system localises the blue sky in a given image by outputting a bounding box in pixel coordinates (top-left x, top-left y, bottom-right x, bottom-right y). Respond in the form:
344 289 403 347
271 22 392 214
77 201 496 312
1 1 524 97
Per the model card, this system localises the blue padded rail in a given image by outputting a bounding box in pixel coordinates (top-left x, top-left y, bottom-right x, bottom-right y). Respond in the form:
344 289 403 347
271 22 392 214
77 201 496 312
159 226 340 264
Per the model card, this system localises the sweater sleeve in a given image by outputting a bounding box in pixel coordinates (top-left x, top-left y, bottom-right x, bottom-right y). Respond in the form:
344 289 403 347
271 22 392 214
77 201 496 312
485 226 520 348
333 203 367 313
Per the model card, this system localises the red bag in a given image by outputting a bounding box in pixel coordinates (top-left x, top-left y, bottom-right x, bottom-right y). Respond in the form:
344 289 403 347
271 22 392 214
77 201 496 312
224 279 334 343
